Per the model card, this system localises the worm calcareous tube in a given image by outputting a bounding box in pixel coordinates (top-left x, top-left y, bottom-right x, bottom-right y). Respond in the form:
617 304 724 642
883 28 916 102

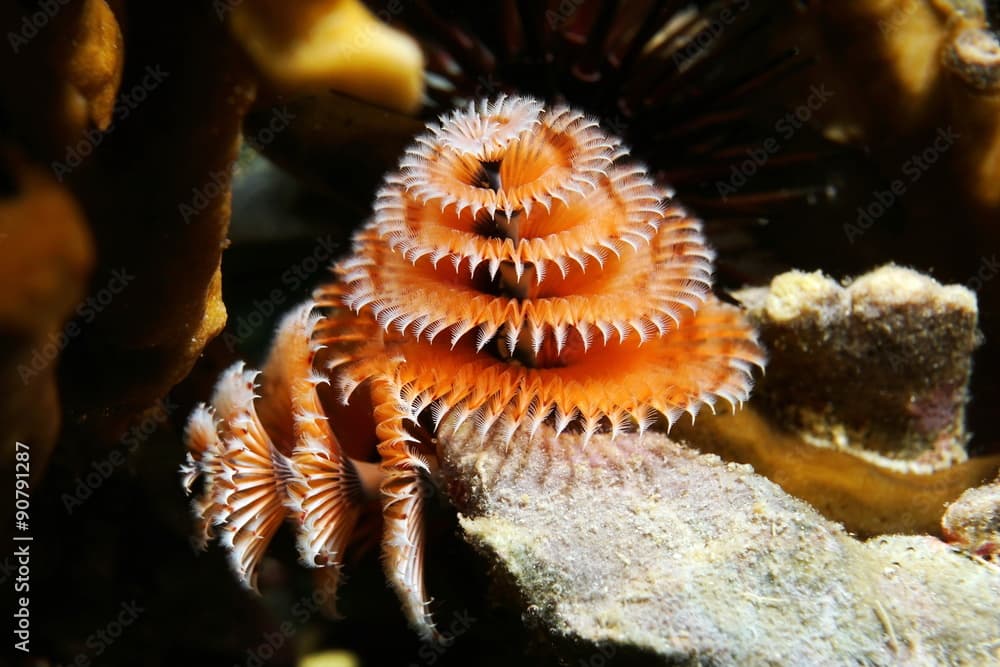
181 95 766 640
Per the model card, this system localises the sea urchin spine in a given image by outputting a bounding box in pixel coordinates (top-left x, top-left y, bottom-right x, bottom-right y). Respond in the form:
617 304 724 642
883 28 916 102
182 95 765 641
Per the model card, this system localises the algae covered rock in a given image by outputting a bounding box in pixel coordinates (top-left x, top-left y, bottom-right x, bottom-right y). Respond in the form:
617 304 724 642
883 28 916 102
683 265 998 536
431 262 1000 664
735 264 978 471
943 474 1000 562
438 424 1000 665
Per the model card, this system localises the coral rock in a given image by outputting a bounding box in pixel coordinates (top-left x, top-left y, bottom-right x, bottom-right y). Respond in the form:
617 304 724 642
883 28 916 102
776 1 1000 444
0 153 94 474
734 264 978 471
439 423 1000 665
682 407 1000 537
680 265 1000 536
943 474 1000 562
229 0 424 112
63 0 125 132
57 4 253 440
0 0 124 160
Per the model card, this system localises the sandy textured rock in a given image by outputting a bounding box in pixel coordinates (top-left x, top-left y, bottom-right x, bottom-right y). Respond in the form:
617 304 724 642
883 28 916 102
438 424 1000 665
682 265 999 536
772 1 1000 447
680 408 1000 537
735 264 978 472
943 474 1000 562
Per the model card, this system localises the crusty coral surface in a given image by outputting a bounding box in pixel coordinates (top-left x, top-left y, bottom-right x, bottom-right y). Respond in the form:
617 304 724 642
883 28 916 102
439 422 1000 665
943 473 1000 562
682 265 1000 536
735 265 978 470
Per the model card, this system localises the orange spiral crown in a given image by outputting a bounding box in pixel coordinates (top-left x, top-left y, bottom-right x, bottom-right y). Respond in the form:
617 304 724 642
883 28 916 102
319 94 763 441
182 95 766 641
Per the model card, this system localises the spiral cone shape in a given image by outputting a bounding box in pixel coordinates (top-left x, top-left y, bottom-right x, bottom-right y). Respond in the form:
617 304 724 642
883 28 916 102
182 95 765 642
319 95 765 443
